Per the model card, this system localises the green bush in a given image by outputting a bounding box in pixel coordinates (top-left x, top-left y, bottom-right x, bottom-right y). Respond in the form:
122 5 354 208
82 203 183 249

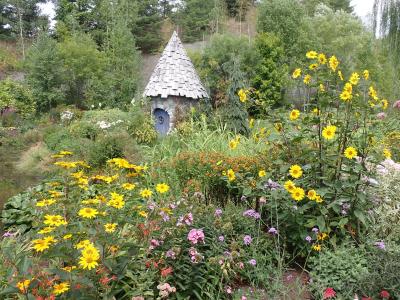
87 132 127 167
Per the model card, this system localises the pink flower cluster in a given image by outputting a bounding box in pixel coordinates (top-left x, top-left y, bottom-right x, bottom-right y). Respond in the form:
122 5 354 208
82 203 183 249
189 247 203 263
187 229 205 245
157 283 176 299
177 212 193 226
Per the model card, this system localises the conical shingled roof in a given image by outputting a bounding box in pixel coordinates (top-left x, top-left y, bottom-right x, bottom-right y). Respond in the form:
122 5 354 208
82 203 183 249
143 31 209 99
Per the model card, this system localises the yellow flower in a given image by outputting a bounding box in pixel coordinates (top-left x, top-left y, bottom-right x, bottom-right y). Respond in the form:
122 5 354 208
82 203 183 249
75 240 93 249
315 195 323 203
289 165 303 179
363 69 369 80
312 244 321 251
319 84 325 92
63 234 72 240
344 147 357 159
344 82 353 93
317 232 329 241
368 86 378 100
227 169 236 182
48 190 63 198
53 282 70 295
309 63 318 70
36 199 56 207
79 255 99 270
381 99 388 110
32 239 50 252
303 74 312 85
312 108 320 115
292 68 301 79
338 70 344 81
322 125 337 140
307 189 317 200
103 223 117 233
258 170 266 178
238 89 247 102
107 192 125 209
349 72 360 85
81 244 100 260
318 53 327 64
138 211 148 218
249 118 255 128
329 55 339 72
38 227 55 234
340 90 352 102
383 148 392 159
229 138 239 150
291 187 305 201
43 236 57 244
71 170 84 179
43 215 67 227
62 266 76 272
156 183 170 194
78 207 99 219
122 183 136 190
284 180 296 193
289 109 300 121
140 188 153 198
306 51 318 59
17 279 31 293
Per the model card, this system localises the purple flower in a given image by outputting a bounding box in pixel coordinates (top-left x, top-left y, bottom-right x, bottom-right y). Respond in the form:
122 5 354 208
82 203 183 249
2 231 14 238
268 227 278 235
312 227 319 233
223 251 231 257
187 229 205 245
265 179 281 190
305 236 312 243
189 247 203 263
243 235 252 245
159 211 170 222
243 209 260 220
248 259 257 266
374 240 385 250
214 208 223 217
166 249 176 259
177 212 193 226
218 235 225 242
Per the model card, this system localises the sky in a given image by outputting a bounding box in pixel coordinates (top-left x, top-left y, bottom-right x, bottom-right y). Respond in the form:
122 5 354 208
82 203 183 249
38 0 376 26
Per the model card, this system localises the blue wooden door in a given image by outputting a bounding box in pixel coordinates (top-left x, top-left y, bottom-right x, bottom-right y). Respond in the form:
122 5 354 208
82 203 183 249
154 108 170 135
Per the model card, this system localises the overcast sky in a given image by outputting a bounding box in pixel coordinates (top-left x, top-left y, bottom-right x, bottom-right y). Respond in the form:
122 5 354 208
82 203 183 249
38 0 376 26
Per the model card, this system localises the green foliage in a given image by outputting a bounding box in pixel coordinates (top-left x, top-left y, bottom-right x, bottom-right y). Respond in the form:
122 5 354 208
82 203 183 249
224 0 252 18
308 243 369 298
87 133 127 167
251 33 287 114
25 33 66 112
0 78 36 120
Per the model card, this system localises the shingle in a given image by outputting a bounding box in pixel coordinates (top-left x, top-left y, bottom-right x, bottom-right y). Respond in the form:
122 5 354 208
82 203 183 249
143 31 209 99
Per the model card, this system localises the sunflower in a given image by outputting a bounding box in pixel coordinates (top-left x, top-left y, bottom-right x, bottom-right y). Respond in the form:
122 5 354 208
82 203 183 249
156 183 170 194
307 189 317 200
78 207 99 219
340 90 352 102
36 199 56 207
383 148 392 159
53 282 70 295
329 55 339 72
238 89 247 102
292 68 301 79
312 244 321 251
322 125 337 140
284 180 296 193
43 215 67 227
289 109 300 121
289 165 303 179
229 138 239 149
63 234 72 240
38 226 55 234
32 239 50 252
291 187 305 201
344 147 357 159
318 53 327 64
258 170 266 178
122 183 136 191
75 240 93 249
309 63 318 70
81 245 100 260
16 279 31 292
140 188 153 198
306 51 318 59
138 211 148 218
317 232 329 241
104 223 117 233
79 255 99 270
227 169 236 182
363 69 369 80
349 72 360 85
107 192 125 209
303 74 312 85
43 236 57 244
381 99 388 110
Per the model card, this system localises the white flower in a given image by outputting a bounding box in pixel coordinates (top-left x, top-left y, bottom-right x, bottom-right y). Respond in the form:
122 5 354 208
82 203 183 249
60 110 74 121
97 121 111 129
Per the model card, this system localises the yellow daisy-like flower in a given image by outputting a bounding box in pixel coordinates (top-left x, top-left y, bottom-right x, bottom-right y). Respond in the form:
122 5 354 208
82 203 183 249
317 232 329 241
140 188 153 198
322 125 337 140
156 183 170 194
309 63 318 70
319 84 325 92
289 164 303 179
38 226 55 234
43 215 67 227
315 195 324 203
62 265 77 272
229 138 239 150
381 99 388 110
43 236 57 244
292 68 301 79
238 89 247 102
306 51 318 59
307 189 317 200
383 148 392 159
258 170 266 178
340 90 352 102
63 234 72 240
344 82 353 93
289 109 300 121
312 244 322 251
312 108 320 115
78 207 99 219
303 74 312 85
103 223 117 233
291 187 305 201
363 69 369 80
138 211 148 218
338 70 344 81
318 53 327 64
344 147 357 159
75 240 93 249
107 192 125 209
81 244 100 260
122 183 136 190
368 86 378 100
32 239 50 252
16 279 31 292
53 282 70 295
36 199 56 207
227 169 236 182
329 55 339 72
284 180 296 193
349 72 360 85
79 255 99 270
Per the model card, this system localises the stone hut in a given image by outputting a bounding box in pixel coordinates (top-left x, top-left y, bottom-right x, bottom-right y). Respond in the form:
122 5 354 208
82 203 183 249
143 31 209 135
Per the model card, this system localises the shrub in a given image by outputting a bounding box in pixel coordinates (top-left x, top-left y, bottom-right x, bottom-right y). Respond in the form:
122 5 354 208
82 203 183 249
87 133 127 167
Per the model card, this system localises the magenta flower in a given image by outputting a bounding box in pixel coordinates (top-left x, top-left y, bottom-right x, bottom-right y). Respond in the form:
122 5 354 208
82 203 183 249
243 209 260 219
177 212 193 226
268 227 278 235
187 229 205 245
312 227 319 233
189 247 203 263
166 249 176 259
248 259 257 266
214 208 223 217
243 235 252 245
374 240 385 250
305 236 312 243
218 235 225 242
